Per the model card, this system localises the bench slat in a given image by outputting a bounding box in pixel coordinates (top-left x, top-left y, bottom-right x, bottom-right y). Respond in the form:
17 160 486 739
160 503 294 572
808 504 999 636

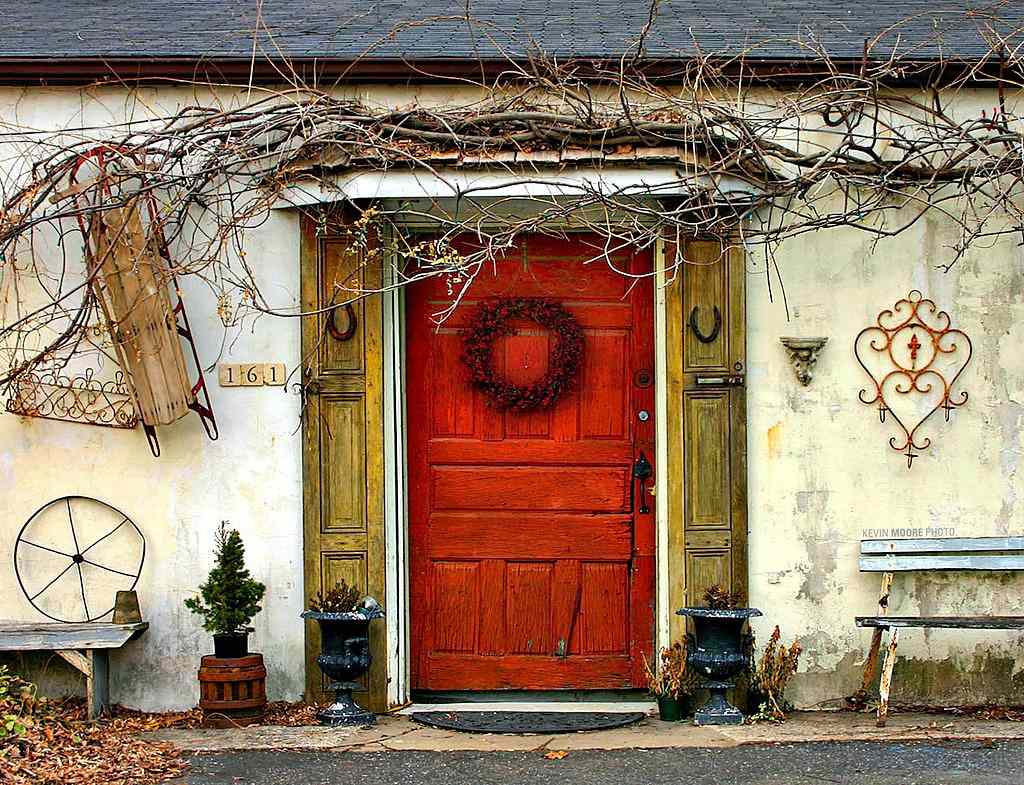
0 622 148 651
861 537 1024 555
857 616 1024 630
860 554 1024 572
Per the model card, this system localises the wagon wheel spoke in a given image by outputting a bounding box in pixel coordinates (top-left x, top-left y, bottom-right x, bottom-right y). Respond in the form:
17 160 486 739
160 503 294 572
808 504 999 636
19 539 75 559
76 562 90 621
81 557 138 580
66 497 82 555
29 560 76 602
80 517 129 556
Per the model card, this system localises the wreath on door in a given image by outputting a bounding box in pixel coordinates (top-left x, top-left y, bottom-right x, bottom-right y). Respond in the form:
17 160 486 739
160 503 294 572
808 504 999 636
462 298 584 411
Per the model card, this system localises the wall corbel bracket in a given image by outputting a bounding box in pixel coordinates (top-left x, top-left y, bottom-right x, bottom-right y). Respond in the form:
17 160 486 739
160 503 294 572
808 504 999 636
780 336 829 386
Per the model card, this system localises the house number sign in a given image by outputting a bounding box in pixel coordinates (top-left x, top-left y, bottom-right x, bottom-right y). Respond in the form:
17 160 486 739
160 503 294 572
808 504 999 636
218 363 287 387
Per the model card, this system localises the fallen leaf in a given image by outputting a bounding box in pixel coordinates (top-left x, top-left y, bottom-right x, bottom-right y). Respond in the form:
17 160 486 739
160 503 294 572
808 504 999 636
544 750 569 760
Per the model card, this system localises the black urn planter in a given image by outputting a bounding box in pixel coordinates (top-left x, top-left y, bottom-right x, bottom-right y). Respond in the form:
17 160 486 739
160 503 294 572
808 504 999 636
213 631 249 658
676 607 761 726
301 598 384 726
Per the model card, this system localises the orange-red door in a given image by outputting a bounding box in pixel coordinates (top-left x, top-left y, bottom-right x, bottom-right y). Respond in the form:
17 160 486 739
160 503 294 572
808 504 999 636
407 233 655 690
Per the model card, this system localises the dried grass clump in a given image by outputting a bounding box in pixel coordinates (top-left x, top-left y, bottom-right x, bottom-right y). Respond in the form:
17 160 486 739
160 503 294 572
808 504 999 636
641 642 699 699
751 625 802 722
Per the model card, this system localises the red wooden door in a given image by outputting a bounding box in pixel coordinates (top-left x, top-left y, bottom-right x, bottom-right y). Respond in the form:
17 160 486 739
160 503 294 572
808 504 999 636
407 233 655 690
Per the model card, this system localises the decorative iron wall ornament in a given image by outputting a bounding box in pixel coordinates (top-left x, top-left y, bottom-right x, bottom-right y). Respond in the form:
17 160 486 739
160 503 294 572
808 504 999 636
855 290 972 467
5 368 140 429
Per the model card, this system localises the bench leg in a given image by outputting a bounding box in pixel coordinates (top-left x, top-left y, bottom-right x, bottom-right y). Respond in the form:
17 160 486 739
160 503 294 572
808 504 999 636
849 572 895 709
855 627 886 702
89 650 110 720
55 649 110 720
877 628 899 728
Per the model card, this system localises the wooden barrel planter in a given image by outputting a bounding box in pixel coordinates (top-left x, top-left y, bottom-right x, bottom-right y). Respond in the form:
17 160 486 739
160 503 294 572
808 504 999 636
197 654 267 727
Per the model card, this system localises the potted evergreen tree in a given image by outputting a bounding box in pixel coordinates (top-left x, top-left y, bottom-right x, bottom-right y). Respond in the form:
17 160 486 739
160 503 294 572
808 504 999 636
185 522 266 658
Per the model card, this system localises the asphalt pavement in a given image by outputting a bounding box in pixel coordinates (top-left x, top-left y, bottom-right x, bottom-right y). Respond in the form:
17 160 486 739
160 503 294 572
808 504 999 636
183 740 1024 785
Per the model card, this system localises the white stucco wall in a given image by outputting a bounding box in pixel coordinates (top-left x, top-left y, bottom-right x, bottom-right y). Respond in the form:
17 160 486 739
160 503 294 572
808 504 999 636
745 210 1024 705
0 86 307 709
0 216 306 708
1 83 1023 710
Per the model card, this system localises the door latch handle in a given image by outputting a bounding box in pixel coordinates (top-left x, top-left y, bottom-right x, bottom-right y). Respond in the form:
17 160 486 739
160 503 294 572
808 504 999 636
632 451 653 514
696 375 744 386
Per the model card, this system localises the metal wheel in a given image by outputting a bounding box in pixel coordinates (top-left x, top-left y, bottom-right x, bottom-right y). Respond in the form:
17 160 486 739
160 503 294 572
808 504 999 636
14 496 145 623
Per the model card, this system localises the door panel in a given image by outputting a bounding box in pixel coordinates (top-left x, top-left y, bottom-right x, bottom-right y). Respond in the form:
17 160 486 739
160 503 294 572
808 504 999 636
668 237 747 638
684 391 732 529
301 216 387 711
407 233 654 690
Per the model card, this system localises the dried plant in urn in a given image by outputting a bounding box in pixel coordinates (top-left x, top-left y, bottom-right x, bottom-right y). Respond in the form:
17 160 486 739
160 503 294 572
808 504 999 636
301 579 384 726
701 584 743 611
642 641 699 721
307 581 362 613
750 626 802 722
677 583 762 726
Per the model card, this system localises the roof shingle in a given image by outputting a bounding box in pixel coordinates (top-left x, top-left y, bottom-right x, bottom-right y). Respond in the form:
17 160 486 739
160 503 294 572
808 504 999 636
0 1 1020 61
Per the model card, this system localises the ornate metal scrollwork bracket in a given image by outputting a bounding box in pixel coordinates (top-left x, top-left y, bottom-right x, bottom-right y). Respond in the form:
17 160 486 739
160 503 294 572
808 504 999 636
854 290 972 468
780 336 829 386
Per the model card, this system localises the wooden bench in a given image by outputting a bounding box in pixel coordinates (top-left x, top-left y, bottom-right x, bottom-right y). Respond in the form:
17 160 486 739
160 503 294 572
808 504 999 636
0 622 148 719
853 537 1024 726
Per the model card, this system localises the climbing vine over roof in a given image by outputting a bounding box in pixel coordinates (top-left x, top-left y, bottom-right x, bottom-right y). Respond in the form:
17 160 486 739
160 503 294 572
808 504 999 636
1 8 1024 402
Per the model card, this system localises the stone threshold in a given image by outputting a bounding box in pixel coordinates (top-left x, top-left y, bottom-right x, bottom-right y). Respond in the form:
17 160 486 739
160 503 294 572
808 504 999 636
145 711 1024 753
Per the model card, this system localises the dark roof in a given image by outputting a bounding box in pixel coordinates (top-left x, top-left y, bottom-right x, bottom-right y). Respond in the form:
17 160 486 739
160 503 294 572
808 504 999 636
1 1 1021 62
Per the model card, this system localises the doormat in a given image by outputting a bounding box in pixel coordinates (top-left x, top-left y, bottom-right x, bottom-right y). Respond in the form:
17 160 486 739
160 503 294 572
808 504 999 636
410 710 646 734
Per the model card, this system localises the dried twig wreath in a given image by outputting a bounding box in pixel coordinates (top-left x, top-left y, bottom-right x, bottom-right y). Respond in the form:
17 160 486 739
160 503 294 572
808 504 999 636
462 298 584 411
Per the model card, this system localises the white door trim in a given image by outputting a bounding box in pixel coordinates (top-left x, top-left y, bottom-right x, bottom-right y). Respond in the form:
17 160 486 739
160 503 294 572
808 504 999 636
382 237 411 708
654 236 671 653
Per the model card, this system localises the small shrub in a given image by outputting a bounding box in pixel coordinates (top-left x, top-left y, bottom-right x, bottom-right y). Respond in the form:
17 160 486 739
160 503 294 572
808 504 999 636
0 665 36 740
308 580 361 613
750 625 802 722
185 522 266 634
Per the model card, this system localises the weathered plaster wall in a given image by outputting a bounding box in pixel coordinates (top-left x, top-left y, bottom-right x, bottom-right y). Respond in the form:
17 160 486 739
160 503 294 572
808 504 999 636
0 87 306 710
2 83 1023 710
745 205 1024 707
